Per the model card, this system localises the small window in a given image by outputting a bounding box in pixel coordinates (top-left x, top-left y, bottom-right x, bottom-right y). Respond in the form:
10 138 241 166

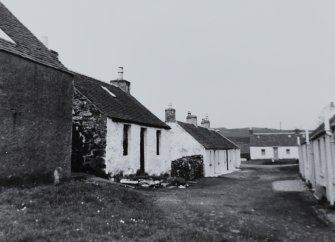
286 149 290 155
101 86 116 97
156 130 161 155
0 28 15 44
261 149 266 155
123 125 130 156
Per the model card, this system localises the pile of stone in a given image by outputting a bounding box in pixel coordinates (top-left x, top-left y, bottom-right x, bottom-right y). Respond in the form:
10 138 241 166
117 176 190 189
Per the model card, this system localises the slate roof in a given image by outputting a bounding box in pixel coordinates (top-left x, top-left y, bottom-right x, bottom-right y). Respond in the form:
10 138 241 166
250 133 299 147
178 122 239 150
0 2 67 72
74 72 170 129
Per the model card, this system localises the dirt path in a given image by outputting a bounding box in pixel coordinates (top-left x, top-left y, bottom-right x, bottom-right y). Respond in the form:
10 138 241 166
149 166 335 241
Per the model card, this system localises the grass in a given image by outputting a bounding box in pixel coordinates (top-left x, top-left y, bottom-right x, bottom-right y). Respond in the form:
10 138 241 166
0 180 220 242
0 180 165 241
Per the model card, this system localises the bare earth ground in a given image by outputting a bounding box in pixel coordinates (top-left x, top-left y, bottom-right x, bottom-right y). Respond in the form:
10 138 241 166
147 166 335 241
1 166 335 241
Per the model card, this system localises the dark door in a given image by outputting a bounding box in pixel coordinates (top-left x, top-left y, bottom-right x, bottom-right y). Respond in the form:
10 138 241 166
226 150 229 171
140 128 146 173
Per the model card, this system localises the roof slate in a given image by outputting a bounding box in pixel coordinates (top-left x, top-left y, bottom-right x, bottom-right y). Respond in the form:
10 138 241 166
250 133 299 147
0 2 68 72
73 72 170 129
178 122 238 150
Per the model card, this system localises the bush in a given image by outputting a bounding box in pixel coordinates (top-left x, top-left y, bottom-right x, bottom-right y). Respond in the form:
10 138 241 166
171 155 204 181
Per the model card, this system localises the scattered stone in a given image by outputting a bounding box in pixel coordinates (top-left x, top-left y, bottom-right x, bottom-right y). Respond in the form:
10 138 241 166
120 179 139 185
178 185 186 189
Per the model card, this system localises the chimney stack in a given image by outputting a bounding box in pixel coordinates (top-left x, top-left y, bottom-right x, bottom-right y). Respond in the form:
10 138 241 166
186 111 197 126
201 115 210 129
165 104 176 123
249 127 254 136
110 67 131 94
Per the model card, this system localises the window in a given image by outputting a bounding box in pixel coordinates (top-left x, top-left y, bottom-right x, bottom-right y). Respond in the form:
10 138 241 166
286 149 291 155
0 28 15 44
123 125 130 156
261 149 266 155
156 130 161 155
101 86 116 97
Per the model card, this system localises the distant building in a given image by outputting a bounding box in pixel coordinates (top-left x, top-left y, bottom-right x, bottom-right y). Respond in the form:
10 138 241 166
0 2 73 183
165 107 241 177
249 132 301 160
72 68 171 177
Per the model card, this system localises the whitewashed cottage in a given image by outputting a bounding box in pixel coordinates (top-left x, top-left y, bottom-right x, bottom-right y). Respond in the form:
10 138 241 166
165 106 241 177
249 132 300 160
299 111 335 205
72 68 171 176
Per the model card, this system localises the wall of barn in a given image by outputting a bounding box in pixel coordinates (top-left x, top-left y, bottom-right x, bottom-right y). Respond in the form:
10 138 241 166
72 89 107 176
105 119 170 176
0 51 73 183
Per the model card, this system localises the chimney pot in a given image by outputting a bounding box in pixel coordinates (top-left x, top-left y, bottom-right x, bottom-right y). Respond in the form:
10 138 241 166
110 67 131 94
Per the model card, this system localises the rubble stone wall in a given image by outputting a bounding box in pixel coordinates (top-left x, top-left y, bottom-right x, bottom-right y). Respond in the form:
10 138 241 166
72 89 107 177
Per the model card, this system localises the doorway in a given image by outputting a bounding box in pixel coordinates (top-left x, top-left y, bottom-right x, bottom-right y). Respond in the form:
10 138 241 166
226 150 229 171
140 128 146 174
273 147 279 160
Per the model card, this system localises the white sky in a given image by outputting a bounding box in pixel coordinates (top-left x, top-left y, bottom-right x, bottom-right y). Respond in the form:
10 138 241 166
2 0 335 130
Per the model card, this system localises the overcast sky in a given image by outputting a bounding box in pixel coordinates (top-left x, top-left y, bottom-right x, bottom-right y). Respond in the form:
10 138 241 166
2 0 335 130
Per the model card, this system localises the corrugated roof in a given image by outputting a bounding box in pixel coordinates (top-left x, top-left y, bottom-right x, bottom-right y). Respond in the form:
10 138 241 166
73 72 170 129
178 122 238 150
250 133 299 147
0 2 68 72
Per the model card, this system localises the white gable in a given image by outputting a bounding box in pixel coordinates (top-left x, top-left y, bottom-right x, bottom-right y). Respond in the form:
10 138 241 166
0 28 15 44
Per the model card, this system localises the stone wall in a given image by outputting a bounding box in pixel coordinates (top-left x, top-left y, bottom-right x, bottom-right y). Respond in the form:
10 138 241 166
0 51 73 184
72 89 107 177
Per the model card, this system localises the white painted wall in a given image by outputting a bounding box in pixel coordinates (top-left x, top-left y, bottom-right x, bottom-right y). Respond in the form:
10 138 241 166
167 122 241 177
250 146 299 160
166 122 206 162
300 132 335 205
105 119 170 176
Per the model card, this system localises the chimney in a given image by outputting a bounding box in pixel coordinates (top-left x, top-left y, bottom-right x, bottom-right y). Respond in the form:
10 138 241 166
110 67 131 94
165 104 176 123
201 115 210 129
186 111 197 126
249 127 254 136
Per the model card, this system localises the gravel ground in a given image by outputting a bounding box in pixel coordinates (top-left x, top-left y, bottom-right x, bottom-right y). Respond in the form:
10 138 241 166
146 166 335 241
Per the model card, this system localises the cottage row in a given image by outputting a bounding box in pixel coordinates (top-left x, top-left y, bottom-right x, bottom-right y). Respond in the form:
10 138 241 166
0 2 240 183
298 105 335 205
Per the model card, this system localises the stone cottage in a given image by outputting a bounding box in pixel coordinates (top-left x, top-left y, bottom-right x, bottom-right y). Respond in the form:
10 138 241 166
72 68 171 176
165 106 241 177
0 2 73 183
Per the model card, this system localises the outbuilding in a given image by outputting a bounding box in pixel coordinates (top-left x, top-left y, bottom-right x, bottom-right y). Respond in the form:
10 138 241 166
165 106 241 177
